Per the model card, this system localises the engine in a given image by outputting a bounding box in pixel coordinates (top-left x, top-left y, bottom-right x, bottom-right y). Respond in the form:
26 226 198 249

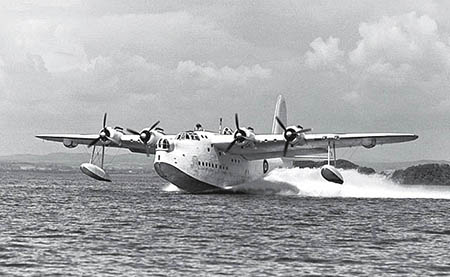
362 138 376 149
63 139 78 148
103 127 123 146
284 125 306 146
234 127 255 146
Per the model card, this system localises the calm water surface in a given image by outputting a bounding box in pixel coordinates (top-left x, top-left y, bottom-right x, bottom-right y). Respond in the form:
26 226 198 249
1 170 450 276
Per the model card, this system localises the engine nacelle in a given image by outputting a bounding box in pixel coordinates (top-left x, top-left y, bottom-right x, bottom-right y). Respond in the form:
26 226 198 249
362 138 376 149
284 125 306 146
147 129 166 146
100 127 123 146
63 139 78 148
234 127 255 146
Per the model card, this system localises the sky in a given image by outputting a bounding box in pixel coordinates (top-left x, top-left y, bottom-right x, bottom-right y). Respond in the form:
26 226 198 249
1 0 450 162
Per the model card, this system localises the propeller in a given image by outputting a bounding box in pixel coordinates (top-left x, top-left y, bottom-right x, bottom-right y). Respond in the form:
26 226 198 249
225 113 250 153
275 116 311 156
127 120 160 156
88 113 121 148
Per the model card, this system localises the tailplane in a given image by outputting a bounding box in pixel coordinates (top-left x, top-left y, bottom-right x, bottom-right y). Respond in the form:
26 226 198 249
271 95 287 134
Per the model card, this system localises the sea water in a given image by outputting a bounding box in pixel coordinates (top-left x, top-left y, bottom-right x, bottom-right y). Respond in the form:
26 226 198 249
1 169 450 276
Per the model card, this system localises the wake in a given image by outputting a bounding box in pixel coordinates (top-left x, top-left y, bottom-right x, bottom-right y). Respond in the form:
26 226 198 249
240 168 450 199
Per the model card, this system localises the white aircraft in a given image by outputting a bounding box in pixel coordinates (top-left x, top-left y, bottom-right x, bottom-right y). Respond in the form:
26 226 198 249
36 95 418 193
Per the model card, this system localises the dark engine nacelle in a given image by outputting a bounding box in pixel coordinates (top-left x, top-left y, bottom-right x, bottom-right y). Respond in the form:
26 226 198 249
362 138 376 149
63 139 78 148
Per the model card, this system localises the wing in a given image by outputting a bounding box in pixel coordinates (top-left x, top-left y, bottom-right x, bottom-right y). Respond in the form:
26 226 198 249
35 133 173 155
36 134 100 145
212 132 418 160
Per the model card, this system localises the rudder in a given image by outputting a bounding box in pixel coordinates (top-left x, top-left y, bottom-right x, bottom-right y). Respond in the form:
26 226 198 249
271 95 287 134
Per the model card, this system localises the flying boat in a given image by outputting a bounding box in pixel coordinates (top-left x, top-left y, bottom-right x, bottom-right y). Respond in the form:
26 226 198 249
36 95 418 193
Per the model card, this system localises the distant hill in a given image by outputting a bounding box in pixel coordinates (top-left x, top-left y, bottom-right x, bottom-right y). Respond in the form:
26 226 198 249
3 153 450 185
355 160 450 171
389 164 450 186
294 159 376 175
0 153 152 169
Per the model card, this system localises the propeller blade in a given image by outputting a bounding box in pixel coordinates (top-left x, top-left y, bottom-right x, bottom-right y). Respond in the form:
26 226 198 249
275 116 287 131
149 120 160 131
283 141 289 157
146 144 150 157
225 139 237 153
126 128 140 135
103 113 107 128
297 128 312 133
235 113 240 129
88 136 101 148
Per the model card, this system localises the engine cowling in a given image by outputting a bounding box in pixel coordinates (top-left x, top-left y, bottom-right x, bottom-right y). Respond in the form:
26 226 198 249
104 127 123 146
284 125 306 146
63 139 78 148
234 127 255 146
362 138 376 149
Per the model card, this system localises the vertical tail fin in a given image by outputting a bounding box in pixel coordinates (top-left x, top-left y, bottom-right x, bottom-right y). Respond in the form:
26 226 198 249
271 95 287 134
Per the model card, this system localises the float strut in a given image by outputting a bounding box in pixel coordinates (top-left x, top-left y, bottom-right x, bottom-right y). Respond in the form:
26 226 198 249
101 145 105 169
333 141 337 166
90 145 96 164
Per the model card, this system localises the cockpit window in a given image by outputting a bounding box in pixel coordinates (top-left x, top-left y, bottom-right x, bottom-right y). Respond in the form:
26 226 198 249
176 132 201 141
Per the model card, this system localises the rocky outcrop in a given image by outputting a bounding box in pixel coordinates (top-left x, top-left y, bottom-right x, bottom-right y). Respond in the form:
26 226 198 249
389 163 450 186
293 159 376 175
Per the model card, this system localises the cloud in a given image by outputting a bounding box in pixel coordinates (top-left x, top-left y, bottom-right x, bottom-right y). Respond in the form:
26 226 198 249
302 12 450 120
349 12 450 71
347 12 450 107
2 1 450 161
304 36 345 71
0 8 272 131
176 60 272 86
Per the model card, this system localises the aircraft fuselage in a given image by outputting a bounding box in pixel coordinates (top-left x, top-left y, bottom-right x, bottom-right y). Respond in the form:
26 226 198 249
153 131 286 193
